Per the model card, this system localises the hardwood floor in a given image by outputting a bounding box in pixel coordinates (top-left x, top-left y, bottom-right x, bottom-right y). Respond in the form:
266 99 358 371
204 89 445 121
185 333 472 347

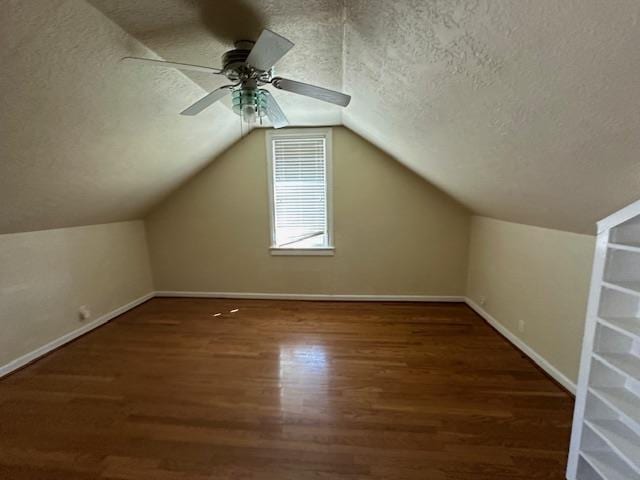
0 299 574 479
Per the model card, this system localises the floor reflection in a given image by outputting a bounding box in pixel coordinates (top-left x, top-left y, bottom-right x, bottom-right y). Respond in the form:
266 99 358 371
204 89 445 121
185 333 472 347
278 344 329 417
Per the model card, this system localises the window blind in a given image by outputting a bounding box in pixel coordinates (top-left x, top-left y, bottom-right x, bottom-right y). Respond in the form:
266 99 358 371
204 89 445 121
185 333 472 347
272 135 328 247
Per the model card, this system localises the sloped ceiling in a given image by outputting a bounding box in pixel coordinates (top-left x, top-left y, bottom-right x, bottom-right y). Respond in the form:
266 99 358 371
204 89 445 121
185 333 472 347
0 0 241 234
2 0 640 234
343 1 640 234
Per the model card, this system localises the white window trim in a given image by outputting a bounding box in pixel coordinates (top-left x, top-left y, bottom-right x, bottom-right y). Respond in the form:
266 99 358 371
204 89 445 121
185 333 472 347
269 247 335 256
266 127 334 255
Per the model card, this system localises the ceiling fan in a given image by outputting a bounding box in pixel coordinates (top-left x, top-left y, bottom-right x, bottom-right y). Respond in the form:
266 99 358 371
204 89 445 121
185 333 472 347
122 29 351 129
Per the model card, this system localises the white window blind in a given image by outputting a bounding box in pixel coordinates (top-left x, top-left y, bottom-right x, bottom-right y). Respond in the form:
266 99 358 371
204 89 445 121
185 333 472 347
270 133 330 249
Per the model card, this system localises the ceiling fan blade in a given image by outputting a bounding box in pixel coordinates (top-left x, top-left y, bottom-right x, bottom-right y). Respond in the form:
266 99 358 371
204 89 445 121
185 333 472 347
245 29 294 72
180 86 234 116
271 77 351 107
121 57 222 75
262 90 289 129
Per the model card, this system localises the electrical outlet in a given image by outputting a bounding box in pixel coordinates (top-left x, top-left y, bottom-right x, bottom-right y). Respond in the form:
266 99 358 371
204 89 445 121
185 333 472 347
78 305 91 321
479 296 487 306
518 319 525 333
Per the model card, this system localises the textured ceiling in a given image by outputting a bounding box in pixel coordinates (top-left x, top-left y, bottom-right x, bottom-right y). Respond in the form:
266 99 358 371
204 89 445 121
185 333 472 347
2 0 640 234
0 0 241 234
342 0 640 233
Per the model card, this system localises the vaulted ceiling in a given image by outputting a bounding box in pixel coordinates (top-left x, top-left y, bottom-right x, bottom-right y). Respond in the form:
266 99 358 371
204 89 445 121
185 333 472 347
2 0 639 234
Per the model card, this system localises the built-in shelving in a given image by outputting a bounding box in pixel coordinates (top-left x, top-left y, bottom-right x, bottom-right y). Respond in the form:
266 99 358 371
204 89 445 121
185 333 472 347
594 353 640 380
585 419 640 474
581 451 640 480
598 317 640 341
568 199 640 480
601 281 640 298
588 387 640 432
608 243 640 254
578 456 607 480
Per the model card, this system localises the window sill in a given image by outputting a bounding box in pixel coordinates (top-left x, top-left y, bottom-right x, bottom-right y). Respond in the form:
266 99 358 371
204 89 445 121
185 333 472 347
270 247 335 256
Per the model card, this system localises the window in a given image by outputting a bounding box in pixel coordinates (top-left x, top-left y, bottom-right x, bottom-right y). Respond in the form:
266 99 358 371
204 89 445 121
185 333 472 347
266 128 333 255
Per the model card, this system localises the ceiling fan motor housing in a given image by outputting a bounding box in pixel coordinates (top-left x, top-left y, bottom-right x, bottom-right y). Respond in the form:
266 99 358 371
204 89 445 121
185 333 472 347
222 40 272 83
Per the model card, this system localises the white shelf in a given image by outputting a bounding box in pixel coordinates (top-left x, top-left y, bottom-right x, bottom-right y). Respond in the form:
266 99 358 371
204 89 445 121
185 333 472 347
594 352 640 380
608 243 640 254
602 281 640 298
585 419 640 474
598 317 640 341
581 451 640 480
589 387 640 431
569 201 640 480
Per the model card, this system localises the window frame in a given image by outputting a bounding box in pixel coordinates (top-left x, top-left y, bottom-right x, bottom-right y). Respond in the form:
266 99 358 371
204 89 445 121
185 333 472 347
266 127 334 256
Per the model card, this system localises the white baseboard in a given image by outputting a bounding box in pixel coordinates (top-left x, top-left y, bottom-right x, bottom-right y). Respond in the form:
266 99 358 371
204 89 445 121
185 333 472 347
154 291 466 302
0 292 154 378
464 297 576 395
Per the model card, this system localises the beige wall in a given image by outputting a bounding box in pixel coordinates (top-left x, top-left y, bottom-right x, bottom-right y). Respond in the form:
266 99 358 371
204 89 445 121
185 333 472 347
146 127 471 295
0 127 597 390
466 216 595 383
0 221 153 367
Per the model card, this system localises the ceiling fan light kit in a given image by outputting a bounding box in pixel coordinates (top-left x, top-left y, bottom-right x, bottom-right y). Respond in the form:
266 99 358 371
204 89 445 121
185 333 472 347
122 29 351 130
232 88 267 123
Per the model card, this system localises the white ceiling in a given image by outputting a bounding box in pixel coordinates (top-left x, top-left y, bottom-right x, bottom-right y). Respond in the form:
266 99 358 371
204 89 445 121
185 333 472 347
2 0 640 234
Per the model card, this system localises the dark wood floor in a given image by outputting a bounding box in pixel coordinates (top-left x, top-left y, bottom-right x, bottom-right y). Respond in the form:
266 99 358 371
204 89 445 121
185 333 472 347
0 299 574 479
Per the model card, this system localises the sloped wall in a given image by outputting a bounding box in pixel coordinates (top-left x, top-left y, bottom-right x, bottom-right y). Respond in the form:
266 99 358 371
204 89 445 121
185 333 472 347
145 127 471 296
0 221 153 369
